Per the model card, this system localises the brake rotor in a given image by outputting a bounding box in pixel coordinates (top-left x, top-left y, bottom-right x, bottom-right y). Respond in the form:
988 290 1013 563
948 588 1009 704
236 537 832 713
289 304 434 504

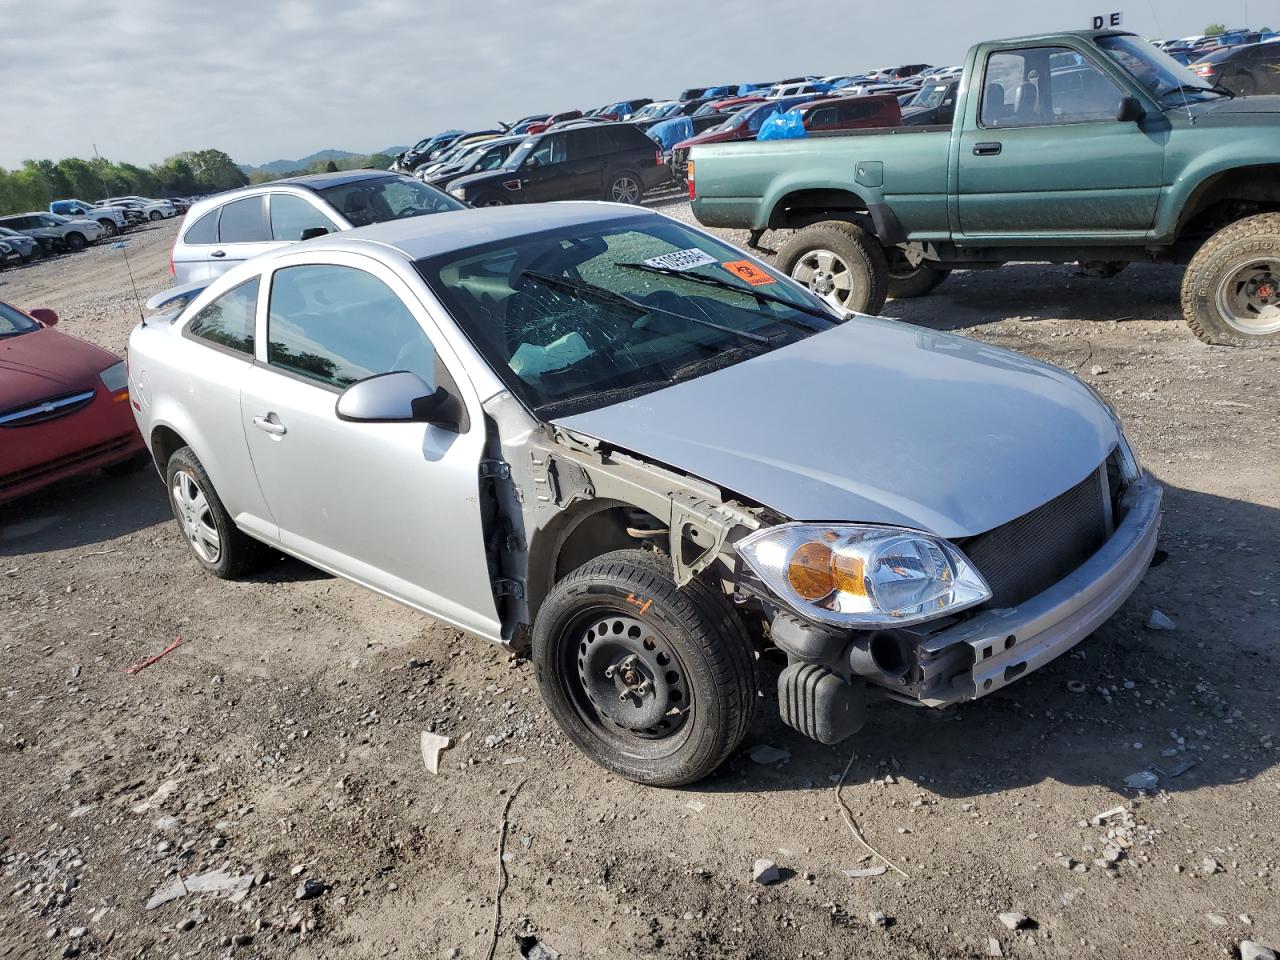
575 614 689 739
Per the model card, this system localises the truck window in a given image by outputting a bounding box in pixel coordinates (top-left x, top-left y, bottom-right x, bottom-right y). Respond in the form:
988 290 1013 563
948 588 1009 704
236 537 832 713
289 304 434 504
981 46 1125 128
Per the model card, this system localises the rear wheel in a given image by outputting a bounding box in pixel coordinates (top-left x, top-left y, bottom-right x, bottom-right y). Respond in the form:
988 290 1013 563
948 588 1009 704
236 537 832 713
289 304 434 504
1181 212 1280 346
885 246 951 299
532 549 756 786
64 232 87 252
1232 72 1257 97
606 170 643 205
777 220 889 315
165 446 271 578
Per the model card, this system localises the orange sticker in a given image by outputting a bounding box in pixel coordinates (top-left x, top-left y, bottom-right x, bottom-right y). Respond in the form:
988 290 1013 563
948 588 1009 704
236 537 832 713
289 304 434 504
722 259 776 286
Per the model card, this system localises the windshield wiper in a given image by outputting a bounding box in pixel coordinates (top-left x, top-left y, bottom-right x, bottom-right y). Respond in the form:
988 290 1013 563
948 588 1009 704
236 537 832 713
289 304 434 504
519 270 772 345
616 261 838 326
1160 83 1231 100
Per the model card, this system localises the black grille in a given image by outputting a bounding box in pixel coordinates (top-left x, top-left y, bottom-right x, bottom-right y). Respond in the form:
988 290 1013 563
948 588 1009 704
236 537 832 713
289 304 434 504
961 466 1109 609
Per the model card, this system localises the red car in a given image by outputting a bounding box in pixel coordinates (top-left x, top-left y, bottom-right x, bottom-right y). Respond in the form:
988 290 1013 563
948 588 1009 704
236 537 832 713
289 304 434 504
0 301 145 503
525 110 583 135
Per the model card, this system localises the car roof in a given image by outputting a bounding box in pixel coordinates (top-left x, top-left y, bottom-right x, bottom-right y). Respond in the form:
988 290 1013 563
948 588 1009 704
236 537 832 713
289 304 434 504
274 169 400 190
268 202 646 264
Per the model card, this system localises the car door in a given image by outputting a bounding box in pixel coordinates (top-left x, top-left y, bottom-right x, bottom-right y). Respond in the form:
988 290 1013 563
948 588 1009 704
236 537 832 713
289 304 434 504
519 133 573 202
209 196 282 276
238 253 501 639
956 44 1166 238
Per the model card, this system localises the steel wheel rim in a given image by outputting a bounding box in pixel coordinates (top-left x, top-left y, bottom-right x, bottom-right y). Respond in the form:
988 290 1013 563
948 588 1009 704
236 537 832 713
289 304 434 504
171 470 221 563
565 608 693 747
1215 257 1280 335
610 177 641 203
791 248 856 310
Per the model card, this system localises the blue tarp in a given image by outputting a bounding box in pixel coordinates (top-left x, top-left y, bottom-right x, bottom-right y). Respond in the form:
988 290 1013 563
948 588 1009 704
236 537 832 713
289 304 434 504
648 116 695 153
757 109 807 140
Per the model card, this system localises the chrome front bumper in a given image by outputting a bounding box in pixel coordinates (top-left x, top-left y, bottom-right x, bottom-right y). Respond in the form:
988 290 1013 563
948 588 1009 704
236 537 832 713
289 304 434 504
915 475 1163 707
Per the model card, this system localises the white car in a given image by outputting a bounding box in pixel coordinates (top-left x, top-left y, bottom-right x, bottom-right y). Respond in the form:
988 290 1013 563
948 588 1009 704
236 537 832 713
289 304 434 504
100 196 176 221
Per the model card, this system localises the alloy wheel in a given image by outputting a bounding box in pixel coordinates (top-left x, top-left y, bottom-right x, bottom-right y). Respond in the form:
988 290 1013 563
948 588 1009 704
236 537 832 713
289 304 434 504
610 176 641 204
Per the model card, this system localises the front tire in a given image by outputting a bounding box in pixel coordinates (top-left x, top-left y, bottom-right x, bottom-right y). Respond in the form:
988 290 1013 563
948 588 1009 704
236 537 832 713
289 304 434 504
64 232 87 252
777 221 889 315
1181 212 1280 346
472 193 510 207
532 549 756 787
165 446 270 578
98 219 119 238
885 246 951 299
149 210 162 221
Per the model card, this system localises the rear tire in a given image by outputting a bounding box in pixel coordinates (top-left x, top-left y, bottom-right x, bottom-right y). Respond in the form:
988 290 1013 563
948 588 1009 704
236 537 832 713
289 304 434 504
1181 212 1280 346
885 247 951 299
1232 72 1257 97
606 170 644 205
532 549 756 787
777 221 889 315
64 232 87 252
165 446 271 579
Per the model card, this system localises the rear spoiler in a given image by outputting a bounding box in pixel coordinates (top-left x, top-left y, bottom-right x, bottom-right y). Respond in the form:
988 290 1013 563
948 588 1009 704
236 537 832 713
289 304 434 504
145 281 208 313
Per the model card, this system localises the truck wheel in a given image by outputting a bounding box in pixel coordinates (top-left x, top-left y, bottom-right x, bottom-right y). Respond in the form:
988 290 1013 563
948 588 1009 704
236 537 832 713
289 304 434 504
532 549 756 787
777 221 888 315
165 446 271 579
885 247 950 299
1182 213 1280 345
97 219 119 238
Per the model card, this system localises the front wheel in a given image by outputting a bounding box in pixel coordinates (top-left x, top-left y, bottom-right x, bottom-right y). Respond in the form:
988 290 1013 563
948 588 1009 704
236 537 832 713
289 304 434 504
64 232 87 252
532 549 756 787
776 221 889 316
1181 212 1280 346
98 220 119 238
149 210 162 221
885 246 951 299
472 193 510 207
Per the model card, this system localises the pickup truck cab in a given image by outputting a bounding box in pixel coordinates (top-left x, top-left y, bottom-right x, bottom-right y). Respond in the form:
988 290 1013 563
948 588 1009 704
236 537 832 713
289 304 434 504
50 199 130 237
689 30 1280 345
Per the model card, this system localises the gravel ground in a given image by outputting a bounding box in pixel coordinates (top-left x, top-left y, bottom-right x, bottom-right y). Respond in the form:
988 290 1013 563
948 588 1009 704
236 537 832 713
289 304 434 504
0 212 1277 960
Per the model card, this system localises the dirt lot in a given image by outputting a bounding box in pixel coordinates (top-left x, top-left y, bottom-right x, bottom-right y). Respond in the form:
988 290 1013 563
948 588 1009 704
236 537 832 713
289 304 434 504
1 213 1277 960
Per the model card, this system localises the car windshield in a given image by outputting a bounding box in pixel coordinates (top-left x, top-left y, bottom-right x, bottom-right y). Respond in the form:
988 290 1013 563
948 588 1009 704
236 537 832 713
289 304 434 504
314 176 465 227
416 214 840 417
1095 34 1220 100
908 82 950 108
0 302 40 338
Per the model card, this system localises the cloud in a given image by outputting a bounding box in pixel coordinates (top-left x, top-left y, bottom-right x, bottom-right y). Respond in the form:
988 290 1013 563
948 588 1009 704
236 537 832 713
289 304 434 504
0 0 1219 169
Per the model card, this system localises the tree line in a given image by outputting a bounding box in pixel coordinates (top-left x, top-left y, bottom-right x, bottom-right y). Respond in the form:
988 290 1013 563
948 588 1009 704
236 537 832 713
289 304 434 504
0 149 248 216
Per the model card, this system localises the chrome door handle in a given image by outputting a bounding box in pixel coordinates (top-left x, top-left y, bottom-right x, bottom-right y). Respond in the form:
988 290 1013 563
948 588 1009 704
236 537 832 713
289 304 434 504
253 415 286 436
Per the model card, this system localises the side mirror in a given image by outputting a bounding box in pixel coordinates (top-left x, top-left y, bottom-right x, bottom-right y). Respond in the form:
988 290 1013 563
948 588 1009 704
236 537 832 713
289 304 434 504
335 370 464 431
28 308 59 327
526 156 542 169
299 226 329 241
1116 96 1145 122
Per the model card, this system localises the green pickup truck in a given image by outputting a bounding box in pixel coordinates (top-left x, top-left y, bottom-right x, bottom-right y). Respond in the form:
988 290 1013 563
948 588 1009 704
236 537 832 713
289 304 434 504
688 30 1280 346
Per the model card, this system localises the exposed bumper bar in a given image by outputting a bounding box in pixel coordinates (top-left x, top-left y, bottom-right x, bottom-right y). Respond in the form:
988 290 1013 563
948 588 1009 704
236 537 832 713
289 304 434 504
916 475 1163 707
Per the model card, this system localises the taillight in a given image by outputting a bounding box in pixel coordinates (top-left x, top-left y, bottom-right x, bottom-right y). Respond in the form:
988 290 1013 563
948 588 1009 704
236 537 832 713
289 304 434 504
1194 64 1213 75
169 247 175 276
687 161 696 200
655 148 665 166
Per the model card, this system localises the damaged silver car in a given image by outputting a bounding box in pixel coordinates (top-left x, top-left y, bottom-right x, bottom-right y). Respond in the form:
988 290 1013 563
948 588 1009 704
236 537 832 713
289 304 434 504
128 204 1162 786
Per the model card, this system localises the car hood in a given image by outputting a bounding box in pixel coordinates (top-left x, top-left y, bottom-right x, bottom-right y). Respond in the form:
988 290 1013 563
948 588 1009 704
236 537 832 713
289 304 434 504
0 328 116 408
1186 93 1280 117
553 317 1121 539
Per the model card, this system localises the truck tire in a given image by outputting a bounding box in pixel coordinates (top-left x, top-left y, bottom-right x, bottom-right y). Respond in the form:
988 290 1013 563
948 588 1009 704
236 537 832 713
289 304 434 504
886 247 951 299
165 446 272 579
1181 212 1280 346
777 221 889 315
532 549 756 787
97 219 119 238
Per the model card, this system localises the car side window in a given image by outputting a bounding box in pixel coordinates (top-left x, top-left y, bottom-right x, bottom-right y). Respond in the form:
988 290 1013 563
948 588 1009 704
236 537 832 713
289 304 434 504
187 277 260 357
568 129 602 159
183 210 218 245
217 196 269 243
528 134 566 166
266 264 436 391
982 47 1126 128
269 194 338 242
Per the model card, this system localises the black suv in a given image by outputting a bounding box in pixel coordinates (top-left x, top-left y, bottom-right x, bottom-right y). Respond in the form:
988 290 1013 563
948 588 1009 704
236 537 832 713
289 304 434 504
1194 41 1280 97
445 123 668 207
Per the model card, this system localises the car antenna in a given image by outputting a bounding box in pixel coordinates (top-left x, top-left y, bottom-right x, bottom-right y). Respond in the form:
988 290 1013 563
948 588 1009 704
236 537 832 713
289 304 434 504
1143 0 1195 123
112 240 147 326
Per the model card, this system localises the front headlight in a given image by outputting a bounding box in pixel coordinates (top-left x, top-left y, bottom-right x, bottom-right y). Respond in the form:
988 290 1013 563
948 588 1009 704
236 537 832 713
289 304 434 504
99 360 128 394
737 523 991 628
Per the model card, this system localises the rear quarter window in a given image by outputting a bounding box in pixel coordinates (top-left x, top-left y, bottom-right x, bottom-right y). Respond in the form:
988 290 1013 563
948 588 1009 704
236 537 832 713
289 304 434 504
182 210 218 245
187 277 260 356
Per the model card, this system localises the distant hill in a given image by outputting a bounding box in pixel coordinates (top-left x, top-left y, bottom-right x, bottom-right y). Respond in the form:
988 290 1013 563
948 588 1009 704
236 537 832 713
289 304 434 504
239 147 408 176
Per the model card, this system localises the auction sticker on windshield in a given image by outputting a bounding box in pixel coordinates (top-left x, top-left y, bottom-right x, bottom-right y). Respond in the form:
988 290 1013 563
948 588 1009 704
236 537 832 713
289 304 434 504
722 259 776 286
643 248 718 271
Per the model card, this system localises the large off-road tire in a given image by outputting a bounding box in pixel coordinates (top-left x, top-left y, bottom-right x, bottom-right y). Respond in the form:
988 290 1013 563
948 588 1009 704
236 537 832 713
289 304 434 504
64 232 87 252
165 446 271 578
885 246 951 299
777 220 889 315
1181 213 1280 346
532 549 756 787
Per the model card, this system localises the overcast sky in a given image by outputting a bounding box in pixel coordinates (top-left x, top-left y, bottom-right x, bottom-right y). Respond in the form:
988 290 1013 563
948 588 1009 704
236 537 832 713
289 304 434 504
0 0 1251 169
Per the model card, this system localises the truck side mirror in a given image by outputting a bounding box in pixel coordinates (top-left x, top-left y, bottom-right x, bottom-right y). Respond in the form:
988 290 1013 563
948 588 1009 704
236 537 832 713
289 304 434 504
1116 96 1145 122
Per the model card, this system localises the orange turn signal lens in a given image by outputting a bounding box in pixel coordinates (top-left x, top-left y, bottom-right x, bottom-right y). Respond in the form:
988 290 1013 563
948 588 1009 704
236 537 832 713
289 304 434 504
787 541 835 600
831 553 867 598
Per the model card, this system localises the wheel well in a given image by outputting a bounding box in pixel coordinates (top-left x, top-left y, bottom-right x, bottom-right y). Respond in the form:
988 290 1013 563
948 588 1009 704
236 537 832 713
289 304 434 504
1176 165 1280 241
150 425 187 474
768 189 871 231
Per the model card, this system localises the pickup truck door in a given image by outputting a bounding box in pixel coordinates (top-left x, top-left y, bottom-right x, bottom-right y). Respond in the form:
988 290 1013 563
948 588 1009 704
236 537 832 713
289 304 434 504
238 255 502 640
956 45 1166 238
